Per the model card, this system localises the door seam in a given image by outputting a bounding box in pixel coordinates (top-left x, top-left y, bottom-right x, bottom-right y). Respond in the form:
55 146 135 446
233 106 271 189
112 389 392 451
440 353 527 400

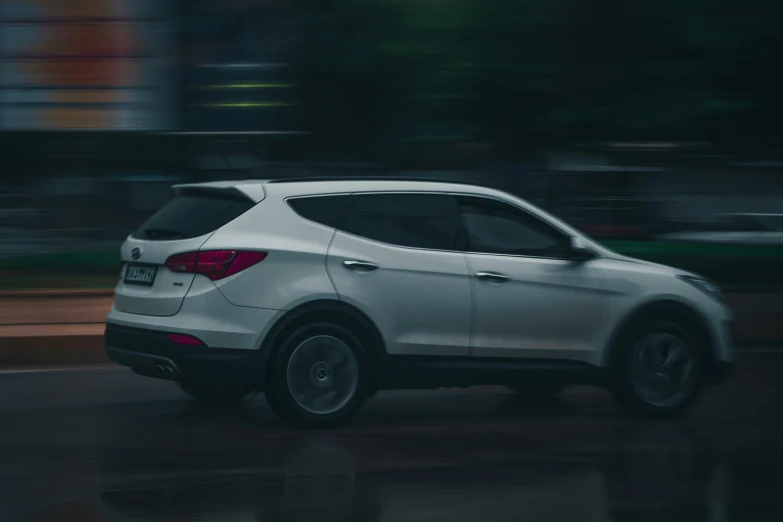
324 229 341 300
464 254 478 357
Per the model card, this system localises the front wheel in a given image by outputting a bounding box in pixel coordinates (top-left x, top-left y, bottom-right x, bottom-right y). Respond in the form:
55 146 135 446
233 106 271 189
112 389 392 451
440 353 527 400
612 319 702 417
265 322 370 428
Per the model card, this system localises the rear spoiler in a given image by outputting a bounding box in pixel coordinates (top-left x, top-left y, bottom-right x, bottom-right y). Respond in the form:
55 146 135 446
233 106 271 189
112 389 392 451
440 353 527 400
171 182 266 203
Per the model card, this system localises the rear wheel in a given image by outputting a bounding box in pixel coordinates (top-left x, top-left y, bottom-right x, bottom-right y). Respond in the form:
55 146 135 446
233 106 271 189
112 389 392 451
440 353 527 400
178 380 254 405
612 318 702 417
265 322 370 428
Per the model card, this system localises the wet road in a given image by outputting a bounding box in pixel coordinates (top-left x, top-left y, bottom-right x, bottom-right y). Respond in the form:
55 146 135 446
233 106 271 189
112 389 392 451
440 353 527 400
0 354 781 522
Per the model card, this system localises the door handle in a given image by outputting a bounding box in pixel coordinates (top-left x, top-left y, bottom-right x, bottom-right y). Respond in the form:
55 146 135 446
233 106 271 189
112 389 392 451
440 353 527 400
475 271 510 283
342 260 379 272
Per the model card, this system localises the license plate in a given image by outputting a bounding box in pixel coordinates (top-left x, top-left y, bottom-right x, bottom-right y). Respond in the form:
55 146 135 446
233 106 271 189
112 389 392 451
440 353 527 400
124 265 157 286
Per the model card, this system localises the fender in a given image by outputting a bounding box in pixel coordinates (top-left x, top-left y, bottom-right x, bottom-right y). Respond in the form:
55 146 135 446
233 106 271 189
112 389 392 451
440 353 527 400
602 298 715 369
257 299 387 388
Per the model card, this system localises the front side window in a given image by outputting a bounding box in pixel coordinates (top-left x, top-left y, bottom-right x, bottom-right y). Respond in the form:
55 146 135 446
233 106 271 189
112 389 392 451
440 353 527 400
457 196 569 257
341 193 454 250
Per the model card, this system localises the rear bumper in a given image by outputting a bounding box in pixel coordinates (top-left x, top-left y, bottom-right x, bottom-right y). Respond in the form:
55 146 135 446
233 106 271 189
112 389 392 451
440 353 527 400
107 276 282 351
105 323 265 388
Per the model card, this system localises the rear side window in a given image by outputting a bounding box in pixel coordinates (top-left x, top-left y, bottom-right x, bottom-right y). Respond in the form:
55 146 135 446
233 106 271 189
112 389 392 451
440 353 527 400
132 192 255 240
288 195 351 229
341 193 455 250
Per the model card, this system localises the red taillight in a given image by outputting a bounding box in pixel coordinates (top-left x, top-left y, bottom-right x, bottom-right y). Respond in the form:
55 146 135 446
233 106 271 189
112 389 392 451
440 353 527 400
165 250 267 280
167 333 204 346
165 251 198 273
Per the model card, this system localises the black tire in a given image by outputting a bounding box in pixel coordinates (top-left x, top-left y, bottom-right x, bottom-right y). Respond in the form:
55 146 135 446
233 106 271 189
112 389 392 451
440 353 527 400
611 318 702 417
507 382 563 400
178 380 254 406
265 322 371 428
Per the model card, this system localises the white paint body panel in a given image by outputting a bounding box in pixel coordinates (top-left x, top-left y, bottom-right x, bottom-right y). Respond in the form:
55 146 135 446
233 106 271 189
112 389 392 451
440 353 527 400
202 187 337 310
108 276 279 350
590 254 734 364
465 254 604 365
327 231 473 356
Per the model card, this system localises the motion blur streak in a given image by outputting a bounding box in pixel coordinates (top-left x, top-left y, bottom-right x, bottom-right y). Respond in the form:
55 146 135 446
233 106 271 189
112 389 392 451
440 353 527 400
0 0 782 519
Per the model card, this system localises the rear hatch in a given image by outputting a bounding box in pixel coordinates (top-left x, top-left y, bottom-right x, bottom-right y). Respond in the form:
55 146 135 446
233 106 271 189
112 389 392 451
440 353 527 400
114 186 259 316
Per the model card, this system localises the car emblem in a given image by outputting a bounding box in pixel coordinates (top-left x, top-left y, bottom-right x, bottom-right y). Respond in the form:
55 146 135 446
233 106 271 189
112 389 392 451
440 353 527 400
131 247 142 260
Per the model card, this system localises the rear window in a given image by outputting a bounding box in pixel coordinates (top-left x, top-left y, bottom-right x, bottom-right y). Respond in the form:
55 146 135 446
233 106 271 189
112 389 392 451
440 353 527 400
132 192 255 240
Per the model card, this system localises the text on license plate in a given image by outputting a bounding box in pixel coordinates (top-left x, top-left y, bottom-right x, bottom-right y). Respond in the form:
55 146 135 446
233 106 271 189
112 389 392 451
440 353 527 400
124 265 157 285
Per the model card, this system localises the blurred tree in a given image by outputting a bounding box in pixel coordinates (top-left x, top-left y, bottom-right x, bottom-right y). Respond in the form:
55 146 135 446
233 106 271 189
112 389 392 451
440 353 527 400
294 0 399 158
289 0 783 161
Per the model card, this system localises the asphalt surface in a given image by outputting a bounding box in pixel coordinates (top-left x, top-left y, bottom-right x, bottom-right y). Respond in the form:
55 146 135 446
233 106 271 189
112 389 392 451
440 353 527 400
0 354 781 522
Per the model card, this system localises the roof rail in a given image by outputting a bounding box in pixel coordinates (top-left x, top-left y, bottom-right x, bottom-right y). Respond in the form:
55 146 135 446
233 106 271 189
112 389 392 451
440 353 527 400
266 176 482 185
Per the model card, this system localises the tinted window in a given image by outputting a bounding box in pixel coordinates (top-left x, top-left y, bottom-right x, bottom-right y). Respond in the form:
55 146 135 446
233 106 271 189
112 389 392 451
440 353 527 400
288 195 351 229
341 194 454 250
457 197 569 257
132 192 254 240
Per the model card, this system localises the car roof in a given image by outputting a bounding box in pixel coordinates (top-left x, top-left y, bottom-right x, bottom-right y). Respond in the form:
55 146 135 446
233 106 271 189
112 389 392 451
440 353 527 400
175 177 504 200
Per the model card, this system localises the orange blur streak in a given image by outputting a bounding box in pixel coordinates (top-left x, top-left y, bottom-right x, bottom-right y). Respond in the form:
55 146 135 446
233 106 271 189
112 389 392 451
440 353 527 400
20 0 139 128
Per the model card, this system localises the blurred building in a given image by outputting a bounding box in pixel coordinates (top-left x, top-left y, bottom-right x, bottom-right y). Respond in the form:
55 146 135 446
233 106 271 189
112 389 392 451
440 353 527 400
1 1 783 255
0 0 174 130
179 0 298 133
1 0 299 137
0 0 301 250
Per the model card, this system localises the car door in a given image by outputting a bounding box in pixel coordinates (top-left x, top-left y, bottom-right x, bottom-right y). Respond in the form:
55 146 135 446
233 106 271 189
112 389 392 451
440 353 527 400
326 193 473 357
456 195 604 363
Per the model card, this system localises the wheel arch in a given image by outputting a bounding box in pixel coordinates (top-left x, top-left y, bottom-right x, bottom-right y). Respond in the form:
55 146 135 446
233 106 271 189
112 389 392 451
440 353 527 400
604 298 716 371
259 299 388 391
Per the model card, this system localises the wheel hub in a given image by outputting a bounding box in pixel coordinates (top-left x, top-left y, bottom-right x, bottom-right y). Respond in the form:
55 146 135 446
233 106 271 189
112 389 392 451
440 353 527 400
630 332 696 408
286 335 359 416
311 362 332 387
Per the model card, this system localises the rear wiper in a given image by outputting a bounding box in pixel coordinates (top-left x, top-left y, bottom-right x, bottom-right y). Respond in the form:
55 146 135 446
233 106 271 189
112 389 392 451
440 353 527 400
143 227 184 239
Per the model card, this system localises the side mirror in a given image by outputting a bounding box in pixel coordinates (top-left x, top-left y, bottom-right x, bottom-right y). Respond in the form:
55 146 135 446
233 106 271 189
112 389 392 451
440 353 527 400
568 237 595 262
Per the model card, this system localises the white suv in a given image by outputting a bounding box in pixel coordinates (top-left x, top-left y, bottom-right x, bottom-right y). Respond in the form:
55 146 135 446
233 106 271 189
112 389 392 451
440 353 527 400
105 178 734 427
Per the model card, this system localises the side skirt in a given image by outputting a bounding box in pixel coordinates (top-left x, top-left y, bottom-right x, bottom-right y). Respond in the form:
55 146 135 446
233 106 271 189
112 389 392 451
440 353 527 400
376 355 609 390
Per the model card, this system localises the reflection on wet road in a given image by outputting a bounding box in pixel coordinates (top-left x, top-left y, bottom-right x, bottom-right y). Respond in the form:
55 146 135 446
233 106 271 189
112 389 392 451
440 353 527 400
0 354 781 521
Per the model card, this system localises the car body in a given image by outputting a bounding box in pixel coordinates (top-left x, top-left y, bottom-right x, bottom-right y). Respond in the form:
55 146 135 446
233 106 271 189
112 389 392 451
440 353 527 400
105 178 734 426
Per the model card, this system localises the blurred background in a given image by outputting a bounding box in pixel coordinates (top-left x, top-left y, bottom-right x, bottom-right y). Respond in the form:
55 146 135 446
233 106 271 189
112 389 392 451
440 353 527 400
2 0 783 290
